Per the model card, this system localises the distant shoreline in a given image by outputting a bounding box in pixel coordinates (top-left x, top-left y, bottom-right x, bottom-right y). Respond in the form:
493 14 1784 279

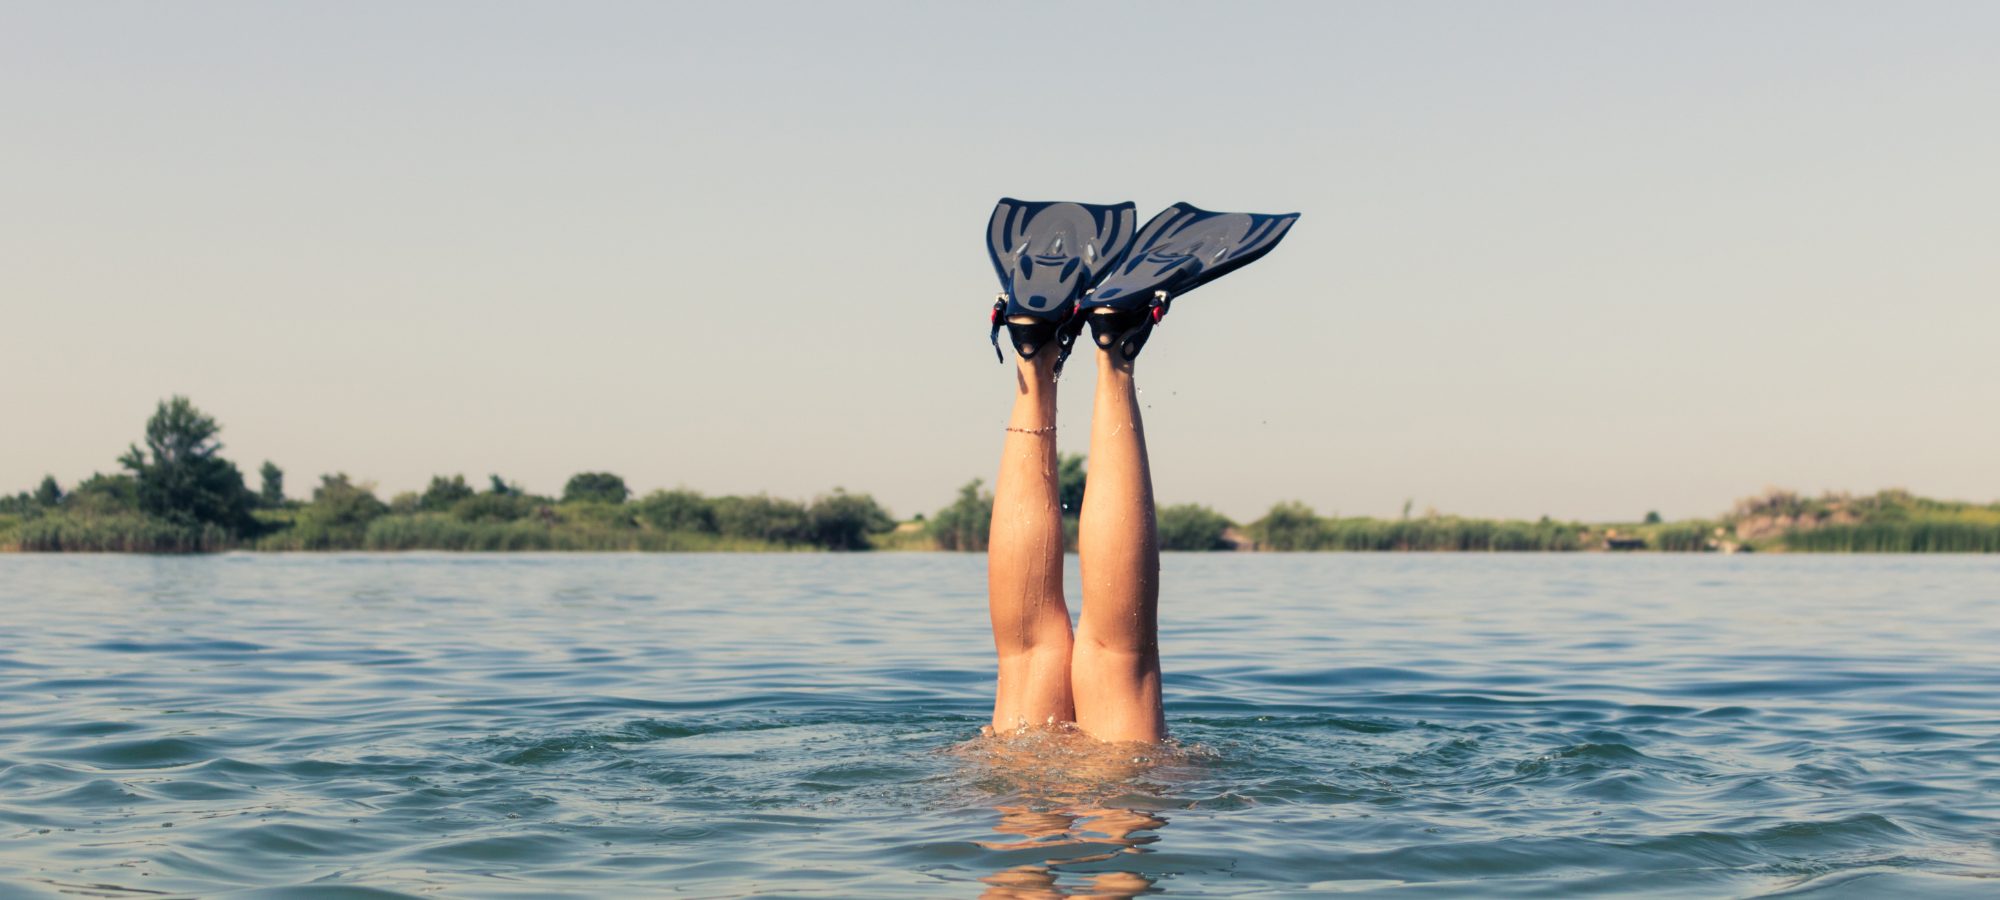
10 398 1997 555
7 487 1999 555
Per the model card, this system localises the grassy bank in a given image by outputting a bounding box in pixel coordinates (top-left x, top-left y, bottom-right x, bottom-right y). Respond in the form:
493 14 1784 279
1249 503 1587 552
1781 521 2000 553
10 397 1995 554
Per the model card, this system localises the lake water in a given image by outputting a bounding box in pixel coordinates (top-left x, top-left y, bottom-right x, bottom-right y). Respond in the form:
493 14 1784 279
0 554 1996 898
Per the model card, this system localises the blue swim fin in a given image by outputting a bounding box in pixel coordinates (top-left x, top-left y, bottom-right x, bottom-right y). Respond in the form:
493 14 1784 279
986 198 1137 373
1080 203 1299 362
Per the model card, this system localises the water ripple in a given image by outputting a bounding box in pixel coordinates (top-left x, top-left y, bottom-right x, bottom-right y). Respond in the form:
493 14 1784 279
0 553 1995 896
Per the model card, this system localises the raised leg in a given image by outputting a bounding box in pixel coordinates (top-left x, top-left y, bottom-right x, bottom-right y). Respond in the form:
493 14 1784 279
986 351 1075 732
1072 349 1166 742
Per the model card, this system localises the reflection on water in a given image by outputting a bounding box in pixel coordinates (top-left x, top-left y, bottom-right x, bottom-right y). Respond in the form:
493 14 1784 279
0 554 1997 896
960 727 1185 898
978 805 1165 899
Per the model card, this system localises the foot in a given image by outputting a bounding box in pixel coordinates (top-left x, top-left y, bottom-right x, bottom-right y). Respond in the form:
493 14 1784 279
1086 303 1160 364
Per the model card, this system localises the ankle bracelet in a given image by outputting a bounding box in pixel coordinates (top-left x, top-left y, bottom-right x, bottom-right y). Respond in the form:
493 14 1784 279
1005 425 1056 435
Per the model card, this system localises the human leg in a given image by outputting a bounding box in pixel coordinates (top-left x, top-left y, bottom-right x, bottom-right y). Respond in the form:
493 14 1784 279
1071 347 1165 742
986 350 1076 732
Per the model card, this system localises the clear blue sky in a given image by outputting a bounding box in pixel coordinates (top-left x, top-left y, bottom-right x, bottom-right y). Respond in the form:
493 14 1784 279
4 1 1996 522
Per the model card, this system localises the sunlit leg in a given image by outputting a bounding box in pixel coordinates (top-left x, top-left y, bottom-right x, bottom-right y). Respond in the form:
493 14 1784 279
1072 349 1166 742
987 351 1075 732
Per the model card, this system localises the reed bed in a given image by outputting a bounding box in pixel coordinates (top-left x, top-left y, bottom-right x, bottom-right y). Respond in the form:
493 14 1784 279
14 514 235 553
1783 521 2000 553
254 514 795 552
1649 521 1718 552
1253 507 1586 552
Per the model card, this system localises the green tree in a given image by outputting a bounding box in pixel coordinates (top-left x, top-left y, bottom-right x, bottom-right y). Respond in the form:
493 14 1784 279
563 472 630 505
289 474 389 548
486 475 520 496
1251 501 1326 551
711 494 811 544
66 473 140 515
117 396 257 534
807 489 895 550
1643 510 1663 525
452 492 535 523
1058 454 1087 516
34 475 62 508
635 489 715 533
1158 503 1233 551
929 479 993 551
421 475 476 511
259 461 285 507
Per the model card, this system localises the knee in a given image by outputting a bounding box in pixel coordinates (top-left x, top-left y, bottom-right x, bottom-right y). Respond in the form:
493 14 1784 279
1075 627 1154 659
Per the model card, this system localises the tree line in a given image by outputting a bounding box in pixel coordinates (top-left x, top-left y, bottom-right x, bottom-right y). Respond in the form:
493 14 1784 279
7 397 1998 554
1 397 893 553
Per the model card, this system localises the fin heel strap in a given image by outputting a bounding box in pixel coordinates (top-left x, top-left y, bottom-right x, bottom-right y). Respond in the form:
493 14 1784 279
1086 292 1171 362
988 295 1007 363
995 301 1085 375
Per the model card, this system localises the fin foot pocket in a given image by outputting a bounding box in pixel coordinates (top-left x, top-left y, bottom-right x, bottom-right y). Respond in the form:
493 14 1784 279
1086 301 1160 363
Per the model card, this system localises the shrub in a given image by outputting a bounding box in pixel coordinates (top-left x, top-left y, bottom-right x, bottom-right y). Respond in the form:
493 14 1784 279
420 475 477 511
635 489 716 533
65 473 141 516
807 489 894 551
1158 503 1233 551
1058 454 1086 516
561 500 638 529
451 492 538 523
271 474 389 549
929 480 992 552
562 472 630 505
1250 501 1324 551
711 494 811 544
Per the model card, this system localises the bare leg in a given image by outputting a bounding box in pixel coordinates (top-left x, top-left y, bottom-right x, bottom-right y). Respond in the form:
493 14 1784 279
987 351 1075 732
1072 349 1165 742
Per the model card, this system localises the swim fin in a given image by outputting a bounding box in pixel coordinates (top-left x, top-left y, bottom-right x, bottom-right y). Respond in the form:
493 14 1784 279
986 198 1137 374
1080 203 1300 362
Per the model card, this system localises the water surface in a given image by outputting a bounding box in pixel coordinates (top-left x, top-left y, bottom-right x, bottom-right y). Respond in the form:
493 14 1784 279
1 554 1996 897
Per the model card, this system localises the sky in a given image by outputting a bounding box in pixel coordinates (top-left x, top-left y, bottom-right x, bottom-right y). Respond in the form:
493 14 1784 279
4 1 1997 523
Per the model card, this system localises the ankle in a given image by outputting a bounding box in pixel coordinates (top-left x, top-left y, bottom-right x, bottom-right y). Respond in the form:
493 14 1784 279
1014 355 1059 398
1016 353 1057 378
1096 349 1137 376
